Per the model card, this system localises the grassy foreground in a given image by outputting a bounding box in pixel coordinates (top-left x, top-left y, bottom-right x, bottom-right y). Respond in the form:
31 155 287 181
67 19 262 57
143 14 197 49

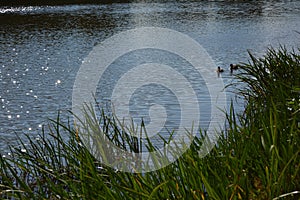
0 47 299 199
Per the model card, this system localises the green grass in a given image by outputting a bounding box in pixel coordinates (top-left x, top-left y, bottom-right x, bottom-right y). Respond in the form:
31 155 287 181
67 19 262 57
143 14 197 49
0 47 299 199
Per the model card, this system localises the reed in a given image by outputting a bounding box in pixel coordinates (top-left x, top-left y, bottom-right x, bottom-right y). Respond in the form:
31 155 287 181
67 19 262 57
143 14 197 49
0 47 299 199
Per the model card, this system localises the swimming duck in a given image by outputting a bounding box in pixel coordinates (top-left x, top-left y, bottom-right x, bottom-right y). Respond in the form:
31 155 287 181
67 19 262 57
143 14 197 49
230 64 239 74
217 66 224 73
230 64 239 70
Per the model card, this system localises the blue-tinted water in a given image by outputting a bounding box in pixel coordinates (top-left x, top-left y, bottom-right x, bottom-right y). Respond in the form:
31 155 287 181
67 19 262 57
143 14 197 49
1 1 300 150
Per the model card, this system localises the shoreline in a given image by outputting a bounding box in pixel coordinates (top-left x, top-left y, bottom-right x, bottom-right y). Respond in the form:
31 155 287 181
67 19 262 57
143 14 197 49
0 0 131 7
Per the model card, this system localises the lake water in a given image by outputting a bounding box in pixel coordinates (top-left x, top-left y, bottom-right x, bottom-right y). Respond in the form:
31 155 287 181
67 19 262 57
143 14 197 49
1 0 300 151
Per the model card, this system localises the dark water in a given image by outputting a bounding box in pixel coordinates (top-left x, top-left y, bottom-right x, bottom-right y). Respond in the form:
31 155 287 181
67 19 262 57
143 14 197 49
1 1 300 150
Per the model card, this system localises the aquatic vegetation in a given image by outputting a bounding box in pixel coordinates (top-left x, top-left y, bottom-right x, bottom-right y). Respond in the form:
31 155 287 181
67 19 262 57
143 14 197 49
0 47 299 199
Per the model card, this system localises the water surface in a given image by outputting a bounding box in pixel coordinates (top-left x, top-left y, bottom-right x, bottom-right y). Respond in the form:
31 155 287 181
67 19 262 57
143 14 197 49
1 0 300 150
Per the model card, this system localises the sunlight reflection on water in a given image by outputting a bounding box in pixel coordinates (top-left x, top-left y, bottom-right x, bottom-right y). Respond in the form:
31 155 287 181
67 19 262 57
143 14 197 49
0 0 300 150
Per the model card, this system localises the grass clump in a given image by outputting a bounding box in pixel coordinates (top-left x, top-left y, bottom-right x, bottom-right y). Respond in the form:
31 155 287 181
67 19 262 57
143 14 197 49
0 47 299 199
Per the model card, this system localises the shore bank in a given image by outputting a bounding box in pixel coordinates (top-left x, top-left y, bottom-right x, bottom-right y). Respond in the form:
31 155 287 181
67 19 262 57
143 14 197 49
0 0 130 7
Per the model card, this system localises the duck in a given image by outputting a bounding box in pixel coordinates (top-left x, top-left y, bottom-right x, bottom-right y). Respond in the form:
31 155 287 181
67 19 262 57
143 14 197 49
217 66 224 73
216 66 224 77
230 64 239 74
230 63 239 70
